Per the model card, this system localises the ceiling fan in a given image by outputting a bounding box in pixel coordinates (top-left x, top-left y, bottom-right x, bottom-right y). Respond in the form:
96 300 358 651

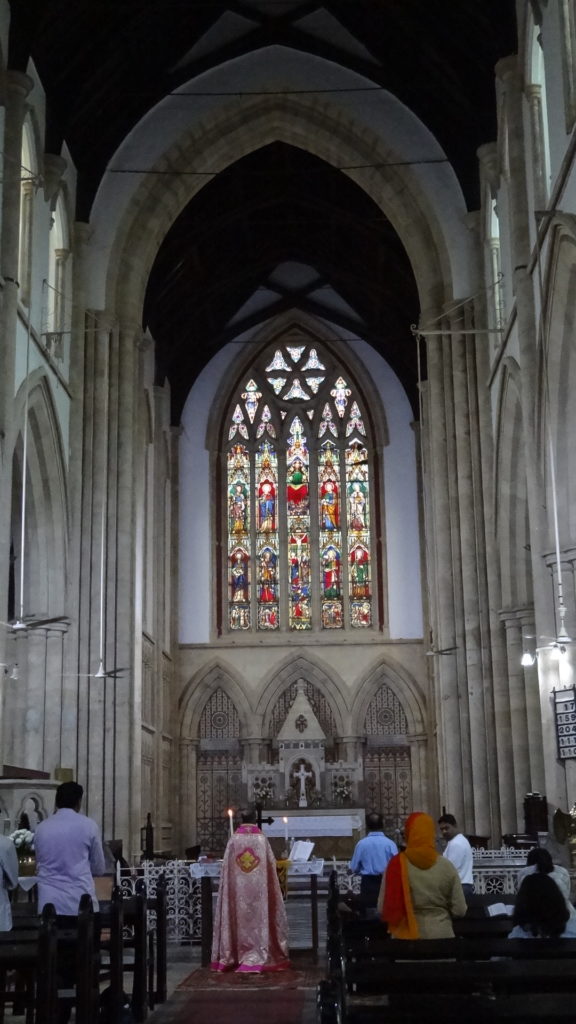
65 665 128 680
0 614 70 632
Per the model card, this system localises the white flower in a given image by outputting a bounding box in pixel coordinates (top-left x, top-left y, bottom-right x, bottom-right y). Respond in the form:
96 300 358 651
333 777 352 800
9 828 34 850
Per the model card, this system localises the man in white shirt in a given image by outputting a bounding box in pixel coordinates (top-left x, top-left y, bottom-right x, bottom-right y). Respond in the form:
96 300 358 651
35 780 106 915
438 813 474 900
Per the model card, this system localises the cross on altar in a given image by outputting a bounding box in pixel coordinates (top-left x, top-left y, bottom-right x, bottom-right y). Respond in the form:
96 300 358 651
293 762 313 807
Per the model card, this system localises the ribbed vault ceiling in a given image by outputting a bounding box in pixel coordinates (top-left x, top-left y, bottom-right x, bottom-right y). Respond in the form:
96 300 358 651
9 0 517 422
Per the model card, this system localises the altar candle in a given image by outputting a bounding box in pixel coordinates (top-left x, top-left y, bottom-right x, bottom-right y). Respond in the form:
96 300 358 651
283 817 289 843
116 859 121 888
227 808 234 838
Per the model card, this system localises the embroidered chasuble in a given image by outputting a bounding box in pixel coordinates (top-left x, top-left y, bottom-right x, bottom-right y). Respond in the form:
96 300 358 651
210 824 290 972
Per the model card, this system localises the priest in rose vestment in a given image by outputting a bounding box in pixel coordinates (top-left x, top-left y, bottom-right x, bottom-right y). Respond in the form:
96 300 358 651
210 809 291 973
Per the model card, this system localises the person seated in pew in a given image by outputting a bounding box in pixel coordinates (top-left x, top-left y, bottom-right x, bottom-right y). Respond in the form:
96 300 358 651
509 872 576 938
379 811 467 939
517 847 576 922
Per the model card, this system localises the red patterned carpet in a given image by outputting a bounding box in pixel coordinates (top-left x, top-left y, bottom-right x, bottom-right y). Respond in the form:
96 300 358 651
170 989 309 1024
167 963 323 1023
178 964 323 990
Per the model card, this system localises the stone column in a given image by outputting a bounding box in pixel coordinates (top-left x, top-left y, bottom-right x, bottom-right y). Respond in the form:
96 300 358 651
407 732 428 812
501 613 531 828
338 735 363 764
422 315 465 821
240 737 264 765
518 610 545 793
449 308 492 835
525 84 547 212
179 738 199 852
0 72 33 722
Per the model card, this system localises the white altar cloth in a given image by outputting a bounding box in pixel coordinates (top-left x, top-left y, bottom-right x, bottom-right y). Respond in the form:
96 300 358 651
190 857 325 879
262 813 361 838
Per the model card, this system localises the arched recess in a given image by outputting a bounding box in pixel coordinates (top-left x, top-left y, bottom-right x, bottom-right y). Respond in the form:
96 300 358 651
104 91 462 327
351 657 428 824
494 358 532 611
10 374 67 619
258 653 348 745
179 660 253 739
5 374 68 771
178 661 253 853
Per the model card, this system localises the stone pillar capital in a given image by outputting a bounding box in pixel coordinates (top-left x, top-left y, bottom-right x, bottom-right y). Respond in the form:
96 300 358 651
495 54 520 86
5 70 34 101
73 221 93 248
42 154 68 205
477 142 499 192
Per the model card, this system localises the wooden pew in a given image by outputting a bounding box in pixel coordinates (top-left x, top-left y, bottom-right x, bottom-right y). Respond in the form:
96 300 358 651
99 876 167 1021
0 903 58 1023
56 893 101 1024
320 872 576 1024
144 873 167 1007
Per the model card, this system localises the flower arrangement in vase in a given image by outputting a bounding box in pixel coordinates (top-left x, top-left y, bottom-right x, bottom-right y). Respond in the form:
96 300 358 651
332 776 352 806
10 828 35 875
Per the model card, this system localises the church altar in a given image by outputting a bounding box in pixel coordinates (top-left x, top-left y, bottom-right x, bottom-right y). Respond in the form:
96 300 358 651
262 808 363 859
189 858 325 879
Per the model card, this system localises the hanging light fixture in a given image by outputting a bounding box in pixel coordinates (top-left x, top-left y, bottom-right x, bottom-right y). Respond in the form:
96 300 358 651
521 650 536 667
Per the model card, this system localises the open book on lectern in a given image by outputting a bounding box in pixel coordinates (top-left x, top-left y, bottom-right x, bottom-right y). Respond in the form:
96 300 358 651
289 840 314 861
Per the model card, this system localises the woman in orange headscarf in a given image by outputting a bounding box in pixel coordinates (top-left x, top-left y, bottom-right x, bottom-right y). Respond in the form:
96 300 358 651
380 812 466 939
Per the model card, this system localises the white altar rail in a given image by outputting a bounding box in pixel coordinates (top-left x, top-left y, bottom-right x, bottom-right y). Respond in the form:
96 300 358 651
119 855 576 942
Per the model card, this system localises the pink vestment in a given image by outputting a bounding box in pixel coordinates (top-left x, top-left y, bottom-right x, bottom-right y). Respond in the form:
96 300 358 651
210 824 290 972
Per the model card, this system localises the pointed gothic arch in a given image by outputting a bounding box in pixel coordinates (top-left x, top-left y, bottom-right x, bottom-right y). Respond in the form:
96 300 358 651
216 327 383 634
258 653 348 740
351 657 428 817
100 59 470 324
178 660 253 740
11 373 67 619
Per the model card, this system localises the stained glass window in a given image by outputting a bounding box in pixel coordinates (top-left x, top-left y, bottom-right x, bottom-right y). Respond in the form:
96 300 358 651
223 341 375 632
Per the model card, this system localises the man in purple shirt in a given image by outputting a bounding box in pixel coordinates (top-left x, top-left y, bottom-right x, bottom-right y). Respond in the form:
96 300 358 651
34 780 106 915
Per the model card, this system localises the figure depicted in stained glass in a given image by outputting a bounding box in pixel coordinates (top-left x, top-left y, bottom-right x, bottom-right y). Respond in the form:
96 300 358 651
229 482 248 533
322 546 341 598
258 548 277 603
321 480 339 530
322 601 343 628
349 481 367 531
287 458 308 511
230 550 249 602
258 605 278 629
350 545 370 598
258 480 276 532
293 596 311 624
351 601 371 627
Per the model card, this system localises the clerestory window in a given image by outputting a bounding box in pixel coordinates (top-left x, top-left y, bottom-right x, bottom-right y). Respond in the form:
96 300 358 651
222 336 376 633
